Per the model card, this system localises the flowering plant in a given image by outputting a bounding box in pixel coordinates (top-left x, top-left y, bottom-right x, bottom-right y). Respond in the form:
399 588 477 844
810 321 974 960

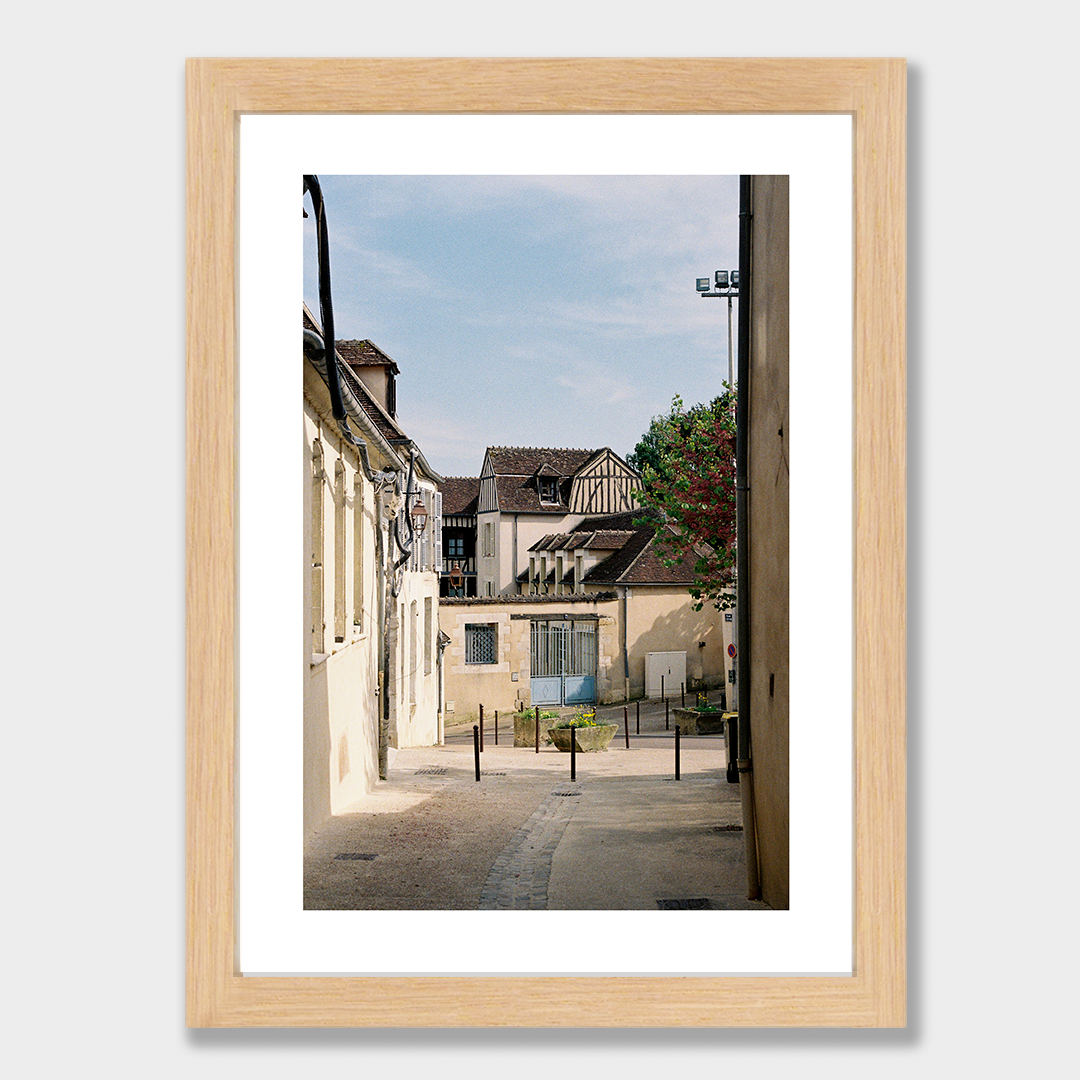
628 390 737 612
554 707 600 729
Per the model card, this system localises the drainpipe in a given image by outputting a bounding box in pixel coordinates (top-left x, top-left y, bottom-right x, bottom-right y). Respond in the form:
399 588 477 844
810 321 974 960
376 486 390 779
736 175 761 901
620 585 630 703
512 514 519 598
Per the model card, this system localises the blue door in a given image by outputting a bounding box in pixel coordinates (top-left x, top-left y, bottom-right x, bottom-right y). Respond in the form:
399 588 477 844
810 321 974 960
530 620 596 705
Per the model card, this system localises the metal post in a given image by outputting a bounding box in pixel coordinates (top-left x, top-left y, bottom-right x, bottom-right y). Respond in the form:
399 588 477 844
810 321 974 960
665 699 670 731
570 724 577 781
494 709 498 746
473 725 481 781
636 700 640 734
675 725 681 781
479 703 484 753
727 292 734 389
624 705 630 749
661 674 665 702
535 705 540 753
681 683 685 707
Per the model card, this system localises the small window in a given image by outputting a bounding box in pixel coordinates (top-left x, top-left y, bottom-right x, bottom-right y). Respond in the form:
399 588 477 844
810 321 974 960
465 623 497 665
447 536 464 558
539 477 558 503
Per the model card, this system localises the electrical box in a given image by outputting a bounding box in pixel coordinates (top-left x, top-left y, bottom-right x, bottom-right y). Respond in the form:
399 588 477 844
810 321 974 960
645 651 687 699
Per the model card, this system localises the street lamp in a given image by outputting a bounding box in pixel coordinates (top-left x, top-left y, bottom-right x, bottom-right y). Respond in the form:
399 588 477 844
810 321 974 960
696 269 740 390
448 562 464 597
409 496 428 535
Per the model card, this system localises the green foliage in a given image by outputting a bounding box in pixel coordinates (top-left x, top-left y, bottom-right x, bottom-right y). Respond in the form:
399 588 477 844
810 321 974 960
630 389 737 612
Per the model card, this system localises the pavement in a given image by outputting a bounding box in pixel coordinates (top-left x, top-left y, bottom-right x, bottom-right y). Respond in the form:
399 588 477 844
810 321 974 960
303 695 770 911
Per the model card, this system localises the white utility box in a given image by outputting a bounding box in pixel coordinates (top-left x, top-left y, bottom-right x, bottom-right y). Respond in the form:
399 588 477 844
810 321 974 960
645 651 687 699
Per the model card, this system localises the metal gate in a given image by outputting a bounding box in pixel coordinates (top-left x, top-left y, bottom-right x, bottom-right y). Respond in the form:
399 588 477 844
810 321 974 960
530 619 597 705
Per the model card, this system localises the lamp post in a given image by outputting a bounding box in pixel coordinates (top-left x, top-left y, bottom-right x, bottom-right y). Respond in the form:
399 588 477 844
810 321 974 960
696 269 740 390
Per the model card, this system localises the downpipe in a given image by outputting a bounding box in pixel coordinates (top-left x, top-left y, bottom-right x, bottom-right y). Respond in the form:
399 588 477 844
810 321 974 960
736 174 761 901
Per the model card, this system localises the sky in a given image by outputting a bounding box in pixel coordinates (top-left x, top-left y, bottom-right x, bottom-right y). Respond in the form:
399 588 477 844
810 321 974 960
303 174 740 479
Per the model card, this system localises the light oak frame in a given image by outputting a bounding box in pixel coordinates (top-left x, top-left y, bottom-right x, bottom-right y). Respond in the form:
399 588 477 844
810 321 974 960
186 57 905 1027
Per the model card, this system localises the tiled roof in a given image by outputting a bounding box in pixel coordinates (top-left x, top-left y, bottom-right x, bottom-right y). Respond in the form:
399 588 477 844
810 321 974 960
483 448 609 514
439 477 480 516
335 339 400 374
528 529 635 553
514 507 705 587
490 474 571 514
486 447 599 477
581 522 708 586
303 310 406 443
585 530 637 549
338 357 404 441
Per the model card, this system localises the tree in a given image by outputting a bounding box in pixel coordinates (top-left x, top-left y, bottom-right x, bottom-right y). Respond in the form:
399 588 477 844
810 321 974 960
629 390 737 611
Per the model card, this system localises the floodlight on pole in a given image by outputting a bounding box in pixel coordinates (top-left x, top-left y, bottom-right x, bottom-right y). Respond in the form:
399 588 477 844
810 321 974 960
696 268 740 389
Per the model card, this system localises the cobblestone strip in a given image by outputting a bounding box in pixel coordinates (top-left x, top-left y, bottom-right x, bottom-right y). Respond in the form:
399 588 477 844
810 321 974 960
478 786 580 909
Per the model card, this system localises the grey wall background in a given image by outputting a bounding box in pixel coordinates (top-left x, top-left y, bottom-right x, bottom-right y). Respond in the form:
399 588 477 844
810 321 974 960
5 4 1074 1074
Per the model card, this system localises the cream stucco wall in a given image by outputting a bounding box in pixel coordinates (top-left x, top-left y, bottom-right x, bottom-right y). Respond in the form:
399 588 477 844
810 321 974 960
477 508 594 596
387 569 441 749
303 388 385 837
613 585 727 701
303 363 441 839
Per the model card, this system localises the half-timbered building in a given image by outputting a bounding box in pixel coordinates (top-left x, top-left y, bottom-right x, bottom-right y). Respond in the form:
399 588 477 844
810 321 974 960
474 446 641 597
437 477 480 597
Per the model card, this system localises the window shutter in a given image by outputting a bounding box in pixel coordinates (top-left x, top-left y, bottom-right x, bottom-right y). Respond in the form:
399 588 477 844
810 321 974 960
433 491 443 576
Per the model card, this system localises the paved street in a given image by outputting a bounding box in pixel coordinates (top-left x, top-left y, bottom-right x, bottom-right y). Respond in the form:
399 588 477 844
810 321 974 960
304 696 769 911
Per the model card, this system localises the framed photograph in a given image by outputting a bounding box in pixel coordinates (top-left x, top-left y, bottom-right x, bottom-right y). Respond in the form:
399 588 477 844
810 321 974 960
187 58 905 1027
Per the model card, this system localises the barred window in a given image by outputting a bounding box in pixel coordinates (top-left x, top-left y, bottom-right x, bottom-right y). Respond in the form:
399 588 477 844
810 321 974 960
465 623 498 665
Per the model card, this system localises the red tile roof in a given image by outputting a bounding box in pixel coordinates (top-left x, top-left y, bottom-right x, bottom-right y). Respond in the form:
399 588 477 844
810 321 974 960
439 477 480 516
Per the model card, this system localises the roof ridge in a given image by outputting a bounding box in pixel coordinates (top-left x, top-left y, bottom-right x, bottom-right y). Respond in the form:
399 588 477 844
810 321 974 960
488 445 598 453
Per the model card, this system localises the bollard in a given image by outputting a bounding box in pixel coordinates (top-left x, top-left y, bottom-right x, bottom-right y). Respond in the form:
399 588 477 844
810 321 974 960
494 709 498 746
665 699 670 731
674 725 681 780
570 724 577 781
479 703 484 753
473 725 481 781
681 682 685 707
624 705 630 749
535 705 540 753
661 675 665 702
636 700 640 735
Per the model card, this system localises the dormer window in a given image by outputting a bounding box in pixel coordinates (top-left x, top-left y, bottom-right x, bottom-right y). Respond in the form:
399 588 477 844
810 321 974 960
539 477 558 503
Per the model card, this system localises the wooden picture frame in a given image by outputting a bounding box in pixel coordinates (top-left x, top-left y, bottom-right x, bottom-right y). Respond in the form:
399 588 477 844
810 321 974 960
187 57 905 1027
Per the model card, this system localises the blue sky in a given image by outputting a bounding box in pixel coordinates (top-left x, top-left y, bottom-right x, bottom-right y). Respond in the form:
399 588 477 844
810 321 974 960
304 174 739 479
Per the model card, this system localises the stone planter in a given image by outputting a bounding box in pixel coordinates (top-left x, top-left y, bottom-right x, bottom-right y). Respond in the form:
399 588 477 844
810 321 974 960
513 713 558 747
547 724 618 752
671 708 726 736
